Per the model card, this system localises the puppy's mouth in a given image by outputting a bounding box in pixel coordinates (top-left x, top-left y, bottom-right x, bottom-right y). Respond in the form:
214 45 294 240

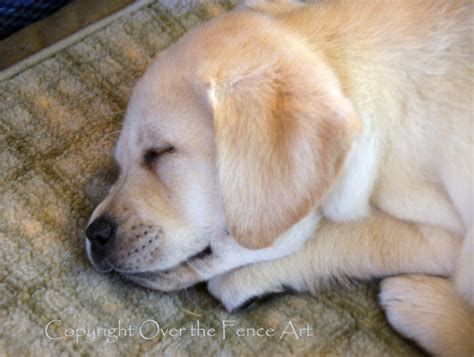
185 244 213 262
119 244 213 277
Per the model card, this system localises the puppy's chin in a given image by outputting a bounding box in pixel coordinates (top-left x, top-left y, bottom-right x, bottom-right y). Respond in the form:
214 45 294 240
118 246 214 291
117 244 213 276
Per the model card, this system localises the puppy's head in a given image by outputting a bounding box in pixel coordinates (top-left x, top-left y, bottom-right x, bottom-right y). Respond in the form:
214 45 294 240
85 12 360 275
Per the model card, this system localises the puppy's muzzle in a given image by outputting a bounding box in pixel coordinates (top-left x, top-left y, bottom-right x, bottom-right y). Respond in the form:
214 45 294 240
86 216 116 271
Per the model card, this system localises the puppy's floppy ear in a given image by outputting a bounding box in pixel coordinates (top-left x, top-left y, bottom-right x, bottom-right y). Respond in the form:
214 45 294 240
204 39 360 249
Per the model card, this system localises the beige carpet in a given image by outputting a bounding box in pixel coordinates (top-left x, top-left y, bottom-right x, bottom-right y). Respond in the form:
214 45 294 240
0 1 424 355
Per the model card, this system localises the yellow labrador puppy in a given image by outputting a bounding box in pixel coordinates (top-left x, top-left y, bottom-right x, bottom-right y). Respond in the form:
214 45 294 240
85 1 473 355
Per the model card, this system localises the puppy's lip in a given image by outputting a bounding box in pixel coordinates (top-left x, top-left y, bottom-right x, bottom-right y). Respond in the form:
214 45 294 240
86 238 114 273
90 257 114 273
118 244 213 276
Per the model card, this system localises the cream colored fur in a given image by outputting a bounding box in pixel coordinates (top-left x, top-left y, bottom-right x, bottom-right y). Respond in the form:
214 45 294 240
87 1 473 355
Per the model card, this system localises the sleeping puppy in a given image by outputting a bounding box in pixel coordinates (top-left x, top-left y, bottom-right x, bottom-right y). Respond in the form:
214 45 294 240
85 1 473 355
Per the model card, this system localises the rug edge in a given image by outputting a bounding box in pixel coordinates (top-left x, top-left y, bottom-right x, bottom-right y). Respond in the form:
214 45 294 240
0 0 154 82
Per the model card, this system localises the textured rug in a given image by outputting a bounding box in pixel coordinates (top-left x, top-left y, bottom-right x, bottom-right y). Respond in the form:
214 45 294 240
0 1 424 355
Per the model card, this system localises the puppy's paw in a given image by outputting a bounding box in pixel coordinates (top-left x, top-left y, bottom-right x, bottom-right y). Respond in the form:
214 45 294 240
380 275 474 356
207 267 286 313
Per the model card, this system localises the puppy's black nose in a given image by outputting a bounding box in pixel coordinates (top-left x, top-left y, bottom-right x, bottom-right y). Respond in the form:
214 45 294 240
86 216 116 245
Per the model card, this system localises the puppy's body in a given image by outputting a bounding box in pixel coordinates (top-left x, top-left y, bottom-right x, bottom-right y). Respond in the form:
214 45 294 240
271 0 474 292
235 2 474 353
86 1 473 355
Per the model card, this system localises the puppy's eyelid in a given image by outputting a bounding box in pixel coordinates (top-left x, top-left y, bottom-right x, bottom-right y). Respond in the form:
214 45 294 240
144 146 175 166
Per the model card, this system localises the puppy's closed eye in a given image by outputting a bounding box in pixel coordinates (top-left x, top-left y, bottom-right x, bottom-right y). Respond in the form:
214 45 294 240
144 146 175 167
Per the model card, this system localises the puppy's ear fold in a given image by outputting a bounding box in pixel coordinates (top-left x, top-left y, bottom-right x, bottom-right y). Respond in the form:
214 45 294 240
206 55 361 249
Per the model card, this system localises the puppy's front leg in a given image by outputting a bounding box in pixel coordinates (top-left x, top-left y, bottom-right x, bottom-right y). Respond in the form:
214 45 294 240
208 212 462 312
